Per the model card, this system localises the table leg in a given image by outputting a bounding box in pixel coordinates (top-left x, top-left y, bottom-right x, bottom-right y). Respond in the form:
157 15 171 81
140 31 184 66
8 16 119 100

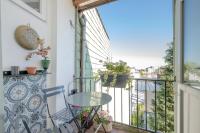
81 106 98 129
68 105 106 133
93 107 106 133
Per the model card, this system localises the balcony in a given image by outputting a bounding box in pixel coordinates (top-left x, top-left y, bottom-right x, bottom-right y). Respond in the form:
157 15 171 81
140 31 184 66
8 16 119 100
73 77 175 133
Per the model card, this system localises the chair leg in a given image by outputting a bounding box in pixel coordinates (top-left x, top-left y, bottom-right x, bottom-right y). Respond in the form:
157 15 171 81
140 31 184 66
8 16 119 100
59 127 62 133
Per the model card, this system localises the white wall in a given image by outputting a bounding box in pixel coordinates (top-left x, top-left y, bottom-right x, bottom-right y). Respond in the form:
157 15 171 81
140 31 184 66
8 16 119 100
0 0 75 87
54 0 76 111
55 0 75 87
0 0 4 132
0 0 76 129
1 0 48 71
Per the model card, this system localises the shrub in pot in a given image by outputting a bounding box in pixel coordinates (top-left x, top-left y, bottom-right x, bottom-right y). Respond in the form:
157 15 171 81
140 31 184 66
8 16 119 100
99 60 132 88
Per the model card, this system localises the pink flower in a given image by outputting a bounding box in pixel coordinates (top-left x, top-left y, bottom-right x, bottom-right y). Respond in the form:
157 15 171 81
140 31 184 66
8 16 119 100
83 112 89 117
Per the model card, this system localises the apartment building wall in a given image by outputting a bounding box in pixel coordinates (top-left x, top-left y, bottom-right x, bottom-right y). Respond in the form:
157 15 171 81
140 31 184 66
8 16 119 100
83 9 111 76
74 8 111 92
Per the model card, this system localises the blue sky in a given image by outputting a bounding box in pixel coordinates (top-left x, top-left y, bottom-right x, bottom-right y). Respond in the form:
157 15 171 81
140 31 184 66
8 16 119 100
98 0 173 69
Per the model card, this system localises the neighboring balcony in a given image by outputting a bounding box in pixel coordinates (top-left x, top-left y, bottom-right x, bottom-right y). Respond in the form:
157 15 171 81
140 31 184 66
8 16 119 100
75 77 175 133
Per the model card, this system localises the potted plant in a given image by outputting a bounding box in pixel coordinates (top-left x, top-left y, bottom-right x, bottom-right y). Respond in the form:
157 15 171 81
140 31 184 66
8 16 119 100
98 60 132 88
80 108 93 129
26 38 51 71
94 110 112 132
26 67 37 75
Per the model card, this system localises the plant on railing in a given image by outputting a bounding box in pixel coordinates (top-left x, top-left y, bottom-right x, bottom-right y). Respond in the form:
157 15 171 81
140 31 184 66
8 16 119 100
98 60 132 88
149 42 174 133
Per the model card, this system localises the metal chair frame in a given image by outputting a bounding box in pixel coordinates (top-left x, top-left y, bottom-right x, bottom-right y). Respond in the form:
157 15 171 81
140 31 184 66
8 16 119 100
43 85 80 133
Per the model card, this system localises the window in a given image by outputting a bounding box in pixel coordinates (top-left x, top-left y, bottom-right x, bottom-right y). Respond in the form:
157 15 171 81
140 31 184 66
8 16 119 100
184 0 200 85
21 0 41 13
10 0 46 21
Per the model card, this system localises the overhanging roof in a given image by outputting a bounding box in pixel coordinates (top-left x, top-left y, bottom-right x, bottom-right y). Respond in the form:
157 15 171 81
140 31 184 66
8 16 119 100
73 0 117 11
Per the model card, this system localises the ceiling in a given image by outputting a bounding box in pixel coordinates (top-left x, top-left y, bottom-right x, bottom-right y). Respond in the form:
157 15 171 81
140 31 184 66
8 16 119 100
73 0 117 11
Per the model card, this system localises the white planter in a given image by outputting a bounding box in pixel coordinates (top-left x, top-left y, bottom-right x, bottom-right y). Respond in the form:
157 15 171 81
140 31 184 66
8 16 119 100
94 122 112 133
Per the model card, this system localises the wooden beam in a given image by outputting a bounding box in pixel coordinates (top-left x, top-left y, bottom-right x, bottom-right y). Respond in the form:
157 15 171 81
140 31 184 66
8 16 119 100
78 0 116 11
74 0 90 5
73 0 117 11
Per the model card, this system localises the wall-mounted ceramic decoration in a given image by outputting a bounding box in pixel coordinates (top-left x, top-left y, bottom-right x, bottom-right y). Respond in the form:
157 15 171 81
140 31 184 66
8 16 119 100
15 25 40 50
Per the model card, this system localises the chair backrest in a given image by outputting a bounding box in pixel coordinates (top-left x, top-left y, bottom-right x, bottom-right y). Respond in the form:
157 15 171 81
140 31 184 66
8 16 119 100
43 85 67 107
42 86 67 128
43 85 65 98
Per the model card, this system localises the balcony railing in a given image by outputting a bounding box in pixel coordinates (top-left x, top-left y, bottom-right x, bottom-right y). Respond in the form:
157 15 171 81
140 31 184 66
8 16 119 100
73 77 174 133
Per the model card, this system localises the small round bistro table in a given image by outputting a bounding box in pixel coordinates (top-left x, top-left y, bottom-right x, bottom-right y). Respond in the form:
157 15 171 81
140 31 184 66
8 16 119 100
66 92 112 133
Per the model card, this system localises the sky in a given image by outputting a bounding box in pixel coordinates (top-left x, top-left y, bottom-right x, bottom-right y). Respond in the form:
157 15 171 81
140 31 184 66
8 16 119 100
98 0 173 69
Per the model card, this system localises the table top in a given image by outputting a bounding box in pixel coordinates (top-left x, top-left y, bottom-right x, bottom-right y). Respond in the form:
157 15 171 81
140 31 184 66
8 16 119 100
66 92 112 107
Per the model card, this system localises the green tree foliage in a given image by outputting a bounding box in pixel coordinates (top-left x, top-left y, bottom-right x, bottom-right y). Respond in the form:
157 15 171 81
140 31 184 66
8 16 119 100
131 104 145 127
149 42 174 133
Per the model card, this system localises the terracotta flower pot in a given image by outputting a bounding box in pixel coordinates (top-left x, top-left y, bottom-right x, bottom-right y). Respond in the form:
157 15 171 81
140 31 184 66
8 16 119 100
27 67 37 75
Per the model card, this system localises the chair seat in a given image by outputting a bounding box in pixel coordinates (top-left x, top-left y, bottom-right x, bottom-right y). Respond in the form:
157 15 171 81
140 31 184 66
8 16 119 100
51 107 81 124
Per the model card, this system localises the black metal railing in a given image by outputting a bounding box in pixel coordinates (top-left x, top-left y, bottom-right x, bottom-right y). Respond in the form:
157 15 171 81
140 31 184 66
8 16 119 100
73 77 174 133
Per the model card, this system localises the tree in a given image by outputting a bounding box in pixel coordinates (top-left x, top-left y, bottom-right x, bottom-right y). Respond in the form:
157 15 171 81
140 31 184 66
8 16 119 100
131 104 145 127
149 42 174 133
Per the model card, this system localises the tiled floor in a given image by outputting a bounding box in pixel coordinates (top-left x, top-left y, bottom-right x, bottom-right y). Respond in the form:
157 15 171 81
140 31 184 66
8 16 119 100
85 127 146 133
72 123 149 133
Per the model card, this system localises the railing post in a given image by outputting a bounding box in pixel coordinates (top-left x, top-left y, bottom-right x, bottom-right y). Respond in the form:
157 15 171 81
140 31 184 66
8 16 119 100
84 78 86 92
121 87 123 123
107 87 109 112
114 87 116 122
145 80 148 130
136 80 139 128
90 79 92 92
100 80 103 111
155 80 157 133
129 83 131 126
165 81 167 133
